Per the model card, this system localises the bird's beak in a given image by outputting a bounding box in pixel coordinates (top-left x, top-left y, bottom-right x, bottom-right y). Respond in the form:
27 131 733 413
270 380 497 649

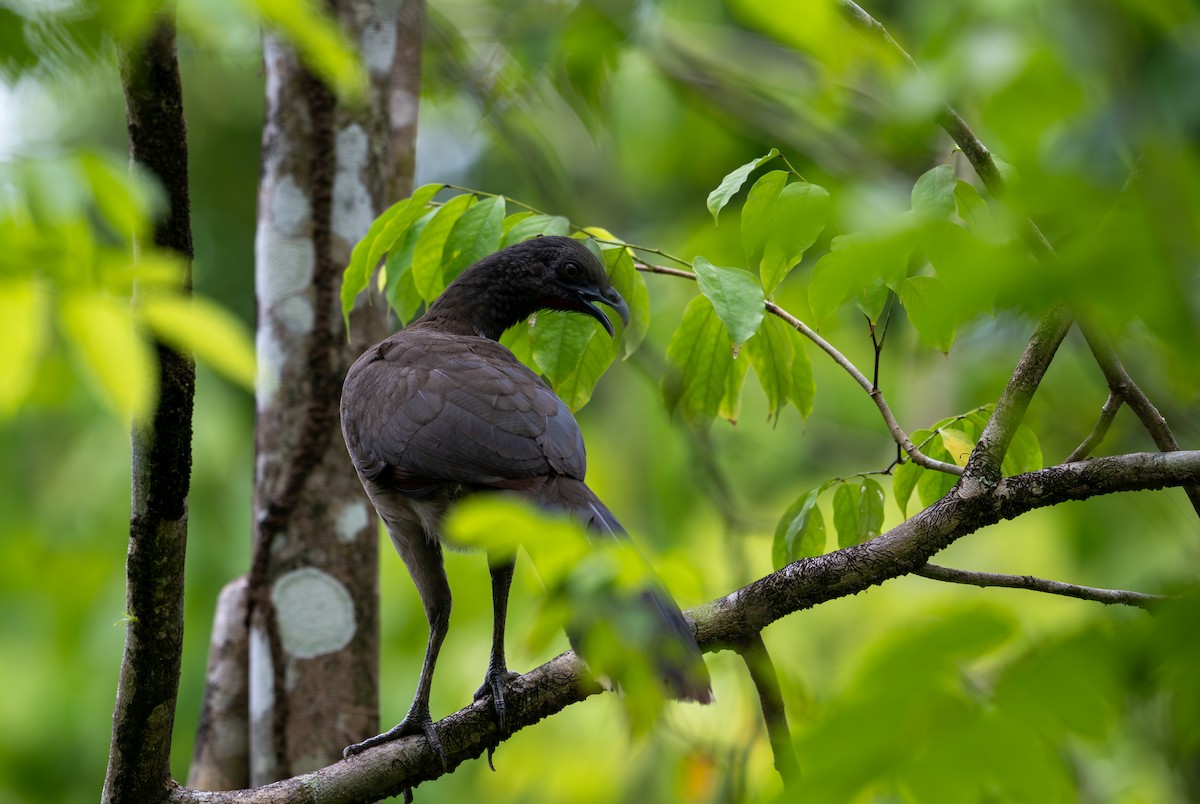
579 286 630 338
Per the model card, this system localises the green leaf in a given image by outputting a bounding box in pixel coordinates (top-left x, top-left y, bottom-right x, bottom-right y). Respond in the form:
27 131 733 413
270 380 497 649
900 275 957 352
341 183 441 324
661 296 736 431
788 325 815 419
832 479 884 548
745 314 794 423
893 458 922 519
0 280 45 415
707 148 780 225
917 455 959 509
61 293 156 420
384 208 434 325
759 181 830 293
531 312 616 411
79 153 153 241
741 170 788 266
810 232 911 328
693 256 765 349
1001 424 1043 476
499 321 534 368
912 164 957 220
411 193 476 301
442 194 506 285
501 213 570 247
953 180 999 239
772 485 828 569
856 276 891 325
719 350 751 424
137 295 257 390
601 246 650 358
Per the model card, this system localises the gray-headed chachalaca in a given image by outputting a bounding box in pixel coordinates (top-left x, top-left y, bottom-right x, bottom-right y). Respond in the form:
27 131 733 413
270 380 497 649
340 235 711 761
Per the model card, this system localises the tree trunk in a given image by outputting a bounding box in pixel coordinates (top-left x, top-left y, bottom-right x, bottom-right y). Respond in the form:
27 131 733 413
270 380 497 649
188 0 425 787
104 16 195 804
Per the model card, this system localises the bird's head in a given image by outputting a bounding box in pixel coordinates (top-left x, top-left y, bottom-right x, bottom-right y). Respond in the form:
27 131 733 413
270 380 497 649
513 235 629 337
431 235 630 340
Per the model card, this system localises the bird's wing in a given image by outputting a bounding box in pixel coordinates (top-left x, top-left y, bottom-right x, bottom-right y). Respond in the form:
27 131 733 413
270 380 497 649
341 328 586 491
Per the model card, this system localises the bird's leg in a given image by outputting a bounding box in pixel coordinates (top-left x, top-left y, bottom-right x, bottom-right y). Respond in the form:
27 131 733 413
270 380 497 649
474 552 520 729
344 534 451 768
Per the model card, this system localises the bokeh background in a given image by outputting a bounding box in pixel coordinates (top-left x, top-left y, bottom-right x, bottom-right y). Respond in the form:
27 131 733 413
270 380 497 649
2 0 1199 801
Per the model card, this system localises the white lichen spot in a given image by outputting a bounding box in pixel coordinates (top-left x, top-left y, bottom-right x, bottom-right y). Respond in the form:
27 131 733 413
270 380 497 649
254 322 285 410
335 503 370 544
332 123 373 247
270 173 311 236
389 86 417 130
276 295 314 336
248 624 275 721
360 15 397 75
271 568 357 659
255 212 315 309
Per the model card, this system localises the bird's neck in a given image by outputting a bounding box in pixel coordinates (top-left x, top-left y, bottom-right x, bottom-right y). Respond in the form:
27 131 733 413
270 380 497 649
419 264 537 340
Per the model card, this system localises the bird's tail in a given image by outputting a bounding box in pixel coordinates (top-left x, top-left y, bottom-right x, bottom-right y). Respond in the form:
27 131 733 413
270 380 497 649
537 476 713 704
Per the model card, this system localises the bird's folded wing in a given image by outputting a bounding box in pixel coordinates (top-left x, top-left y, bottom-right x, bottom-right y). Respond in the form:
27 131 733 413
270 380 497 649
342 330 586 490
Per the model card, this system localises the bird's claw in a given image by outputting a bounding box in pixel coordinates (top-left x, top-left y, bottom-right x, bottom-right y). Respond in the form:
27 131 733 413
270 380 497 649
342 712 448 769
474 669 521 730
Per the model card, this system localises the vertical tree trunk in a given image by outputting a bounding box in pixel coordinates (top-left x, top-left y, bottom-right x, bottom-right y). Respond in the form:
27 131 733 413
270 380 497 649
104 17 195 804
240 0 424 785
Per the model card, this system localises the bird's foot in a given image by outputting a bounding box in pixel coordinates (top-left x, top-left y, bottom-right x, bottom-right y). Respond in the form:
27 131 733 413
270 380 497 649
475 668 520 771
342 712 447 769
474 668 521 729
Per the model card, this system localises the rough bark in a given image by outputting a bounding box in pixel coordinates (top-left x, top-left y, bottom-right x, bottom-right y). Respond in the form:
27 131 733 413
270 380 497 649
236 0 426 785
104 17 195 804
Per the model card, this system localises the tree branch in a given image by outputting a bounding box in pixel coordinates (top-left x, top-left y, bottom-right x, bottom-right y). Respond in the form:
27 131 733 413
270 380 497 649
1065 391 1122 462
915 563 1168 611
1081 326 1200 517
635 261 962 475
163 449 1200 802
735 636 800 788
962 307 1072 487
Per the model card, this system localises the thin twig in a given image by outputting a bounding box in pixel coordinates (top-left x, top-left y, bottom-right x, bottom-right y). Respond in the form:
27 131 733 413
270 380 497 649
915 563 1169 611
1066 392 1122 462
635 261 962 475
736 636 800 789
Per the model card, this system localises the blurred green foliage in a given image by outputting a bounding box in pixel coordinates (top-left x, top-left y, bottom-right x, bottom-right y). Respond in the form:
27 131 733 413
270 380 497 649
3 0 1200 802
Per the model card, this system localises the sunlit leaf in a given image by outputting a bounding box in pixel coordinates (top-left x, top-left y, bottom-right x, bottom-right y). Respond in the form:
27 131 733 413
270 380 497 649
442 194 506 285
599 245 649 358
692 256 765 349
79 152 155 241
719 350 750 424
138 295 257 390
1001 423 1043 476
893 457 922 519
252 0 366 99
60 293 155 420
0 280 45 415
706 148 780 224
384 208 434 324
940 428 975 467
531 312 616 412
411 193 476 301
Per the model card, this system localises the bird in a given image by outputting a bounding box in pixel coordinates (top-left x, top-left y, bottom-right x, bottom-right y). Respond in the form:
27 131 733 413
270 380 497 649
339 235 712 763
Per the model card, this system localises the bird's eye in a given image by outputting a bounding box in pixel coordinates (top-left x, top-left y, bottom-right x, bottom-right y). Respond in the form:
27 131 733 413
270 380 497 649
561 261 581 281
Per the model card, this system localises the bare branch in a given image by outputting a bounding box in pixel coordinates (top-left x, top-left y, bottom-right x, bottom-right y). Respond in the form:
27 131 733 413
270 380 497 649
635 261 962 475
962 308 1072 488
915 563 1168 611
736 636 800 789
1066 391 1123 462
1082 326 1200 517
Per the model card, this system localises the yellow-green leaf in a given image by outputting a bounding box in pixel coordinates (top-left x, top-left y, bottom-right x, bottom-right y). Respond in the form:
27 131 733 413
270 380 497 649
61 293 156 420
138 295 257 390
0 280 45 415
